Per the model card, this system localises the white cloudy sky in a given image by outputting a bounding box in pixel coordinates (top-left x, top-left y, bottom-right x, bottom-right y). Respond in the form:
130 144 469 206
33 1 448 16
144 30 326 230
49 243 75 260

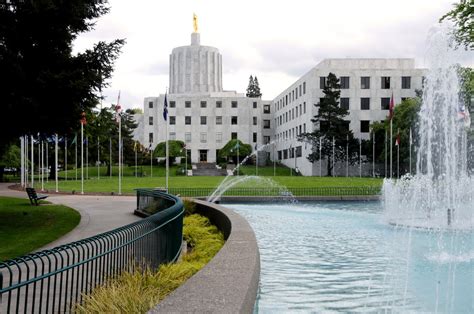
73 0 466 110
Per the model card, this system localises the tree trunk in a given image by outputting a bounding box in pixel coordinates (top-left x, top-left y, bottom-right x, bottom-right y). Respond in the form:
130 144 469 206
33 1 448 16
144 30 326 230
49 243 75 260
327 155 332 177
0 165 5 182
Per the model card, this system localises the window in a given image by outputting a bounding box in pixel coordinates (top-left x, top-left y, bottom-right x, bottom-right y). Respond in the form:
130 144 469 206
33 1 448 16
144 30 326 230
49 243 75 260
200 101 207 108
299 85 302 96
296 106 298 117
299 104 302 116
296 146 302 158
200 132 207 143
381 98 390 110
253 133 257 143
216 132 222 143
185 116 191 125
304 102 306 113
278 151 282 160
148 101 153 108
216 101 222 108
283 150 288 159
185 101 191 108
401 97 408 102
304 123 306 132
295 88 298 99
402 76 411 89
149 132 153 143
320 77 326 89
231 116 238 125
185 132 191 142
253 101 257 109
340 98 350 110
216 116 222 125
148 117 153 125
263 120 271 129
264 136 270 144
263 104 270 114
253 116 257 125
169 132 176 140
303 82 306 94
201 116 207 125
340 76 350 89
169 101 176 108
170 116 176 125
231 101 238 108
342 121 350 131
360 120 370 133
361 77 370 89
361 98 370 110
231 132 237 140
289 147 294 158
381 77 390 89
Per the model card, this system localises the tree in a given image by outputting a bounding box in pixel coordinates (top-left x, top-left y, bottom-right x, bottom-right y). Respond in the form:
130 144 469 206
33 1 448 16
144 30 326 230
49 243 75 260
0 0 124 157
153 140 186 166
253 76 262 98
440 0 473 50
218 139 252 164
0 144 21 181
299 73 359 176
246 75 262 98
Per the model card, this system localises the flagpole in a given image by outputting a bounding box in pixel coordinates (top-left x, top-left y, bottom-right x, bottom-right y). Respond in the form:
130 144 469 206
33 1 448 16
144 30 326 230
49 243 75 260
118 113 122 195
81 123 84 194
397 128 400 179
185 146 188 176
20 137 24 188
109 138 112 179
390 118 393 179
86 136 89 180
319 137 322 177
41 140 44 191
332 137 335 177
237 144 239 177
255 145 258 176
25 136 28 187
65 136 67 181
290 145 292 177
384 130 387 178
150 145 153 177
346 134 348 177
31 135 34 188
372 131 375 177
46 141 49 182
135 142 138 178
409 128 412 174
75 134 78 181
165 93 169 191
97 136 100 180
359 138 362 178
273 140 276 177
55 134 58 192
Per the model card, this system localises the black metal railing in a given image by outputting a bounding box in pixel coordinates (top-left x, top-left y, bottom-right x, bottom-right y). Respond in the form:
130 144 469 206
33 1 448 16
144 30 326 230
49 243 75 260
0 189 184 313
168 186 381 198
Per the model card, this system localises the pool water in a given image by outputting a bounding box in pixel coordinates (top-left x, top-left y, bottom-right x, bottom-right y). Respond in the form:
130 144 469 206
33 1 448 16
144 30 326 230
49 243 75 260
227 202 473 313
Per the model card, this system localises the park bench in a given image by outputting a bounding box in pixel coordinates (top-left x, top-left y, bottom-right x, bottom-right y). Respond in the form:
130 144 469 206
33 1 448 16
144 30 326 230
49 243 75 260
26 187 49 206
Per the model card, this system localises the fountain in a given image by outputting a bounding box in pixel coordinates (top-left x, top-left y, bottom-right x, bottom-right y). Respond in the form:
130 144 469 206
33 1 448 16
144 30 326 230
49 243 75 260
383 25 473 230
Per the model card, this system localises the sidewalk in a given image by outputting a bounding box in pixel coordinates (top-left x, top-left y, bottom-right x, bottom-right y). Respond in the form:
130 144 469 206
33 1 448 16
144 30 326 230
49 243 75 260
0 183 141 249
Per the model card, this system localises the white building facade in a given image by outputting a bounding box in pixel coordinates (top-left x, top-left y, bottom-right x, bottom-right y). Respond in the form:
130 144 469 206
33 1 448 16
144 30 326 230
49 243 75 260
270 58 426 176
138 31 427 174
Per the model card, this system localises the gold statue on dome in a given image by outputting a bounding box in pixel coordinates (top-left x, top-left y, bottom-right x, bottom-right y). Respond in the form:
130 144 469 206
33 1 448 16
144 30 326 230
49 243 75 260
193 13 198 32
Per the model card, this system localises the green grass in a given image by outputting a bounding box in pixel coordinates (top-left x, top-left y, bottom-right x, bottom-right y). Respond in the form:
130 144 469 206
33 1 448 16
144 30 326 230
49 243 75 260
43 173 383 195
0 196 81 261
76 212 224 313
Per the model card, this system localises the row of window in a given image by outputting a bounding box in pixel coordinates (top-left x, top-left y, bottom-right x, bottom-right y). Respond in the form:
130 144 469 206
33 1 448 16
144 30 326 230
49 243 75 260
277 146 303 160
277 124 307 142
320 76 411 90
148 100 271 113
319 120 372 133
275 82 307 111
329 97 409 110
276 102 307 127
149 116 271 126
148 132 271 144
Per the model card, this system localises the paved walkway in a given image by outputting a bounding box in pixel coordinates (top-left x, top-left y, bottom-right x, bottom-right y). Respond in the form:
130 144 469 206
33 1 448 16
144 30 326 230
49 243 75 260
0 183 141 249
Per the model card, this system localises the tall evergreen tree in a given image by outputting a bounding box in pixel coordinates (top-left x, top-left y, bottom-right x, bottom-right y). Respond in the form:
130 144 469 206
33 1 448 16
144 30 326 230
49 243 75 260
299 73 359 176
246 75 255 97
253 76 262 98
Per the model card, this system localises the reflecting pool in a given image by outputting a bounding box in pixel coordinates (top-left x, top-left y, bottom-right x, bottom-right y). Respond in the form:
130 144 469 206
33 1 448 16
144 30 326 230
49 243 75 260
227 202 473 313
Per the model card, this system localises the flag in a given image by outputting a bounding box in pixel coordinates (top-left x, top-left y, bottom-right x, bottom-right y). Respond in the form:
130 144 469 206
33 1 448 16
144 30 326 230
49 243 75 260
133 141 137 152
70 133 77 146
83 137 88 145
80 112 87 125
163 93 168 121
115 91 122 123
148 143 152 152
395 132 400 146
389 92 395 120
458 104 471 127
254 144 258 151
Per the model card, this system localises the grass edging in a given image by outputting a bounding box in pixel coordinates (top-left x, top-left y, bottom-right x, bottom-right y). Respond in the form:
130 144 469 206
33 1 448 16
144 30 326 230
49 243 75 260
75 202 224 313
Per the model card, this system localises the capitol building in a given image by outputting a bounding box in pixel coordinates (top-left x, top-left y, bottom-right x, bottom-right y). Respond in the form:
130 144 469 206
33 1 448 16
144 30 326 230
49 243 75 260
135 27 426 176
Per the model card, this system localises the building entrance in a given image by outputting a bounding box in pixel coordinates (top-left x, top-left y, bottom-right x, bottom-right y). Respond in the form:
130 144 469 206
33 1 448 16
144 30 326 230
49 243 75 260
199 150 207 162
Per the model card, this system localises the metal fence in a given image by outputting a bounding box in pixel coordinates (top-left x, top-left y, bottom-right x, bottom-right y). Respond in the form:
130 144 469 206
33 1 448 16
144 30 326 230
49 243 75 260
0 189 184 313
168 186 381 198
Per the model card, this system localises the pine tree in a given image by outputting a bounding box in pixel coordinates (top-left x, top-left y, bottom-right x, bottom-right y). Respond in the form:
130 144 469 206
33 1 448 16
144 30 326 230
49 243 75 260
299 73 359 176
253 76 262 98
246 75 255 97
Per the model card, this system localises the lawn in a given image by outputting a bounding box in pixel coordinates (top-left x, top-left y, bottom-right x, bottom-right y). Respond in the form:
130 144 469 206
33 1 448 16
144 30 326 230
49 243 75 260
0 196 81 261
42 171 383 195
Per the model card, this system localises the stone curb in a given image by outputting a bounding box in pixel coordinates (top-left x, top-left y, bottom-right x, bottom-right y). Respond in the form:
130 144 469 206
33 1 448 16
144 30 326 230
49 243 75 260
149 200 260 314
